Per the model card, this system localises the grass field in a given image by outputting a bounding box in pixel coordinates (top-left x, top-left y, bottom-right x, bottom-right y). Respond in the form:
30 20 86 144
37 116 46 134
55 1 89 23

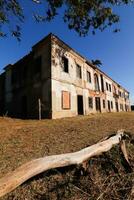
0 112 134 199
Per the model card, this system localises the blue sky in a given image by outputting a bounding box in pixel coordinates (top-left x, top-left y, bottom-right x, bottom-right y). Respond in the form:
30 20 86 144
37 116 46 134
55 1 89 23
0 3 134 103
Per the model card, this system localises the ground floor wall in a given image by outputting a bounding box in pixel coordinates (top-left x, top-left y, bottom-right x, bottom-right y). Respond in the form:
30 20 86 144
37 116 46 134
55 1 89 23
3 79 52 119
51 79 130 119
1 79 130 119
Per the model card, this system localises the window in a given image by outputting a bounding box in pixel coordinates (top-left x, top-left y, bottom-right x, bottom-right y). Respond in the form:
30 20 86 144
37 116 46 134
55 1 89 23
100 74 104 92
109 84 111 92
22 66 28 80
103 100 105 108
88 97 93 108
94 74 100 91
62 91 71 109
122 92 125 98
87 71 91 83
76 64 82 79
113 86 117 94
106 82 109 91
34 56 42 75
12 68 17 84
111 101 113 109
119 91 121 97
62 56 69 73
120 104 124 110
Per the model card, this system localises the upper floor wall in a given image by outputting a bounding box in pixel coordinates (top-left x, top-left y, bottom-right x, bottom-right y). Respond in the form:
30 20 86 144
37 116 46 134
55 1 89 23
51 36 129 102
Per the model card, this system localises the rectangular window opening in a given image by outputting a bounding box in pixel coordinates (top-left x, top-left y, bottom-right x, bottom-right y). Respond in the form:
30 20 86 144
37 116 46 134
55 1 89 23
106 82 109 91
111 101 113 109
34 56 42 75
87 71 91 83
76 64 82 79
62 56 69 73
109 84 111 92
103 99 105 108
88 97 93 109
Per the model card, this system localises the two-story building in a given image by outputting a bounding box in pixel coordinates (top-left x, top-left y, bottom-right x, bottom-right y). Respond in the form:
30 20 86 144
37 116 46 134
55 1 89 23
0 33 131 119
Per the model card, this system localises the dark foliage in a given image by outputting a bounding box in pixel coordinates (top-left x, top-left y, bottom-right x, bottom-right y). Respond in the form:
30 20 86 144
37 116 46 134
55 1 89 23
0 0 133 40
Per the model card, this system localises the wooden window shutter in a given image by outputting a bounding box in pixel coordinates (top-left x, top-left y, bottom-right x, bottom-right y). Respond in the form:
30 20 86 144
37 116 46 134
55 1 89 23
62 91 70 109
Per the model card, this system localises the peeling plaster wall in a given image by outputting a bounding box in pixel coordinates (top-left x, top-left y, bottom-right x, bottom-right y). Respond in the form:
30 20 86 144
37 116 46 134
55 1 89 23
51 36 130 119
0 34 131 119
51 38 106 118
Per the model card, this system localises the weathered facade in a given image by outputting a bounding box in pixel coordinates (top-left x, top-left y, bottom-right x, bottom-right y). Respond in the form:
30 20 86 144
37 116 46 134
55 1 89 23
0 33 131 119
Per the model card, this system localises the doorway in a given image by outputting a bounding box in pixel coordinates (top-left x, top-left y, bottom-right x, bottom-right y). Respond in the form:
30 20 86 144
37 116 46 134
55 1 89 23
77 95 84 115
115 102 119 112
108 100 111 112
95 97 101 112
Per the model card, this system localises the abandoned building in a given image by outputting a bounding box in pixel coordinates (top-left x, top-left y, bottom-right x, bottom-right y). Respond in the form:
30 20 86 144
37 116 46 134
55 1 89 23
0 33 131 119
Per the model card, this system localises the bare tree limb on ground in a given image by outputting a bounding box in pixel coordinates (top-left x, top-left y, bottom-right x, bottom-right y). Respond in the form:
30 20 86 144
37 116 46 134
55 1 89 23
0 130 130 198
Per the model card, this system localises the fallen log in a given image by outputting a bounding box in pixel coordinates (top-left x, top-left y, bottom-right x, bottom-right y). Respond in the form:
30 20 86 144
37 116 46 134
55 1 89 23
0 130 129 198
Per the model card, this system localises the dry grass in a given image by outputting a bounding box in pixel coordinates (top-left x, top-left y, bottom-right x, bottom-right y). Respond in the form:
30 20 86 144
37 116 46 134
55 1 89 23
0 112 134 199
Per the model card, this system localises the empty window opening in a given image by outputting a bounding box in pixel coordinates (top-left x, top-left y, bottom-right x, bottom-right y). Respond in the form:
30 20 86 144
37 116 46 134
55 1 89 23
12 67 19 84
94 74 100 91
120 104 123 111
115 102 119 112
119 91 122 97
62 56 69 73
100 74 104 92
103 99 105 108
22 66 28 80
107 100 111 112
95 97 101 112
111 101 113 109
88 97 93 108
113 86 116 94
106 82 109 91
109 84 111 92
76 64 82 79
77 95 84 115
34 56 42 75
87 71 91 83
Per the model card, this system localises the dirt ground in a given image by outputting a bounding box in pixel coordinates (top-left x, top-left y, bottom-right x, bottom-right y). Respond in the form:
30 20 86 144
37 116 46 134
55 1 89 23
1 112 134 200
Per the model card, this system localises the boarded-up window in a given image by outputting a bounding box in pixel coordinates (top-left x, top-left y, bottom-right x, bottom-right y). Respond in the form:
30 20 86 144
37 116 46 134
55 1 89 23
62 91 71 109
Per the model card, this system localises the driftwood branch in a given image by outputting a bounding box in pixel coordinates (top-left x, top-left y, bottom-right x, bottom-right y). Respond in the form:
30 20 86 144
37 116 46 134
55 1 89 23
0 130 129 198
